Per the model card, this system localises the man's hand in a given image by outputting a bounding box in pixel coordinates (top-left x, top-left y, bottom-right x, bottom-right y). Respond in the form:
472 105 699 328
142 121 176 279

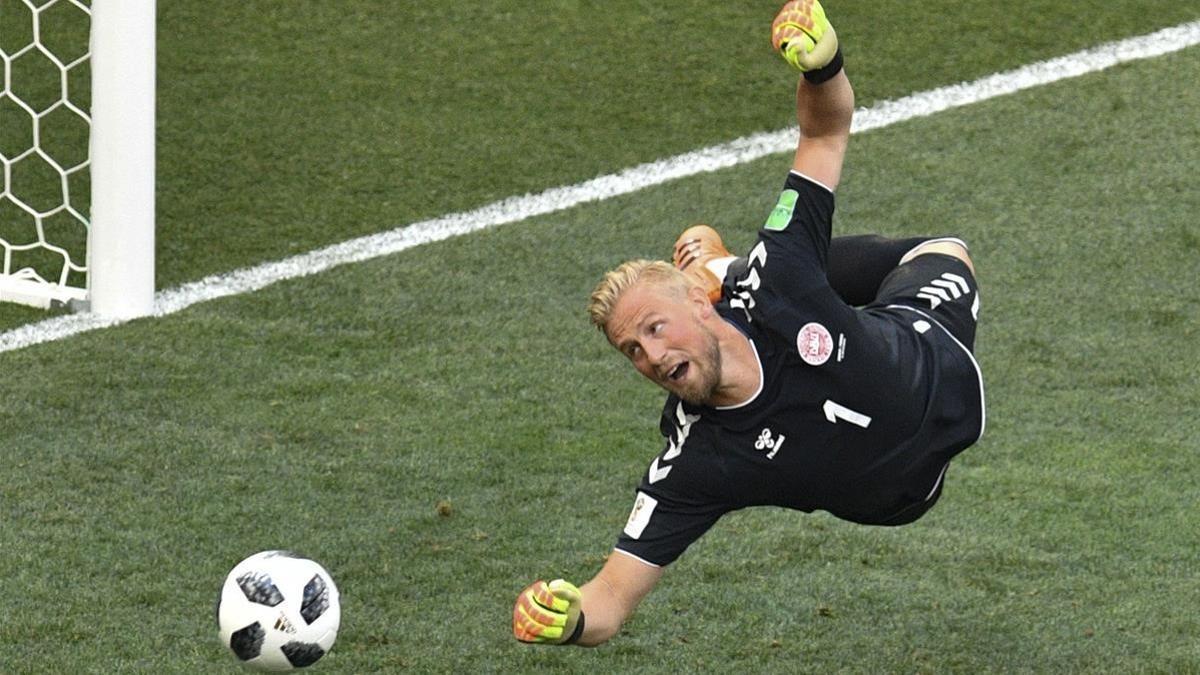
771 0 839 72
512 579 584 644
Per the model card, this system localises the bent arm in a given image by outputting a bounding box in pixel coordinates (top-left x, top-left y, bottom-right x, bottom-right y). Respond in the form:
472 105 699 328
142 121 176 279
792 69 854 191
576 550 663 646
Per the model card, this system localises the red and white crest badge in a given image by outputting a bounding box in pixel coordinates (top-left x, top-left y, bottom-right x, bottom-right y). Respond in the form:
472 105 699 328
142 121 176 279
796 322 833 366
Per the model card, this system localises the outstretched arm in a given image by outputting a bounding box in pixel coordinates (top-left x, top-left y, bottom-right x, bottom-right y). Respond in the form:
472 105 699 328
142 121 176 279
792 71 854 190
771 0 854 190
575 551 663 645
513 550 662 647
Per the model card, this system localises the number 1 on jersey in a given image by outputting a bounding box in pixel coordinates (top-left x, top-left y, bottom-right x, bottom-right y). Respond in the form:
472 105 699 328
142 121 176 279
823 400 872 428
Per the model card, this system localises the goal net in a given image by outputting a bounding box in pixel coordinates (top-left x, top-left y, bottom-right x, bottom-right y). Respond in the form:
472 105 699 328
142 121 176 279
0 0 154 317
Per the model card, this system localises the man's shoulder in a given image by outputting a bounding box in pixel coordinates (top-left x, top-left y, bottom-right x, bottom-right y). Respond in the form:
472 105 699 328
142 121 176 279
651 398 750 479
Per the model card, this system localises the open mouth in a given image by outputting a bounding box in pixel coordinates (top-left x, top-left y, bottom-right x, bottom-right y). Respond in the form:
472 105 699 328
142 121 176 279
667 362 689 382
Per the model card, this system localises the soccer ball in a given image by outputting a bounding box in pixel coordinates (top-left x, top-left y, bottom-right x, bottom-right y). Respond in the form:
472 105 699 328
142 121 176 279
217 551 341 671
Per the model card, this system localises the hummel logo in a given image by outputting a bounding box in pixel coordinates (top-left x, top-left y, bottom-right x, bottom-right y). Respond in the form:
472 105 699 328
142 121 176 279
729 242 768 322
664 402 700 461
649 403 700 484
754 428 786 459
916 272 971 310
648 457 672 484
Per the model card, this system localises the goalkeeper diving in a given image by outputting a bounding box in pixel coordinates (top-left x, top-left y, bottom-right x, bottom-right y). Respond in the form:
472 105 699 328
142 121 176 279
515 0 985 646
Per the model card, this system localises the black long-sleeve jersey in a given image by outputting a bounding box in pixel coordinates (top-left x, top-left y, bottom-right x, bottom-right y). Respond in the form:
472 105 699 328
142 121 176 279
615 172 985 567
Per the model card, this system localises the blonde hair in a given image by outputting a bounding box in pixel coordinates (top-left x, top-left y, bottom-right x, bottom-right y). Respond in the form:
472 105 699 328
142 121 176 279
588 259 692 333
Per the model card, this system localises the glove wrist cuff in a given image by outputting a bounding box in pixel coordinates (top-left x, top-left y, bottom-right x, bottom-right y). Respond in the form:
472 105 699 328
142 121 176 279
562 612 586 645
802 46 843 85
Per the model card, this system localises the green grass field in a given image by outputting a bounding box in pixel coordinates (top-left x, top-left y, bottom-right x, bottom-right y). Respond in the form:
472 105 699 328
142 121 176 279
2 2 1199 672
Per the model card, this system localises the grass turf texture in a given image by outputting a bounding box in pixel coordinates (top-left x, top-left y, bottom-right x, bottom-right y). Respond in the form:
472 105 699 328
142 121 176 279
3 6 1200 675
3 0 1200 328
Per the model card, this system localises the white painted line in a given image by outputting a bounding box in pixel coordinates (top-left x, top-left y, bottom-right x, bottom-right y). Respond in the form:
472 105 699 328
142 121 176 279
3 20 1199 354
852 20 1200 134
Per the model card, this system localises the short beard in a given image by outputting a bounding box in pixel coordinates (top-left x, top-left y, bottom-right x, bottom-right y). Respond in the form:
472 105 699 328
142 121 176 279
675 322 723 405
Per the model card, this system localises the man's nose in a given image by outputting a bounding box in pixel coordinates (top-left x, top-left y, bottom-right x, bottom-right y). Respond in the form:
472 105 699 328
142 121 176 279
644 340 668 365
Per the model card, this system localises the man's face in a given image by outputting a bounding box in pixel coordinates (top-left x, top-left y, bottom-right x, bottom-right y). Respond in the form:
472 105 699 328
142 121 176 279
606 281 723 405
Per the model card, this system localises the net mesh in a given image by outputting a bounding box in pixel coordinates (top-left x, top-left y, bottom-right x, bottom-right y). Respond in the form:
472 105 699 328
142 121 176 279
0 0 91 305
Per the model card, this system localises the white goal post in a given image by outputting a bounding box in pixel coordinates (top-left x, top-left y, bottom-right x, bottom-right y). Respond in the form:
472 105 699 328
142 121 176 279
0 0 154 318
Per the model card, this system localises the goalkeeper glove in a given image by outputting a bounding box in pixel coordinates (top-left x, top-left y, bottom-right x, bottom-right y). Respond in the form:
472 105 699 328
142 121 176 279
771 0 842 81
513 579 585 644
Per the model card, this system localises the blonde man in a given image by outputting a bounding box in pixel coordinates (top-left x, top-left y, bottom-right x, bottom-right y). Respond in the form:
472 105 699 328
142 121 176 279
515 0 984 647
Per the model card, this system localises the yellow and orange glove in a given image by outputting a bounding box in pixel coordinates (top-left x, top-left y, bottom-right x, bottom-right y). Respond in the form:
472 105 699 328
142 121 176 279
512 579 584 645
771 0 841 76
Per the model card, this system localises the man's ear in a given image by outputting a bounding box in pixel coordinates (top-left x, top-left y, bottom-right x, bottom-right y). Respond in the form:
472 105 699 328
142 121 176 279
688 284 713 316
